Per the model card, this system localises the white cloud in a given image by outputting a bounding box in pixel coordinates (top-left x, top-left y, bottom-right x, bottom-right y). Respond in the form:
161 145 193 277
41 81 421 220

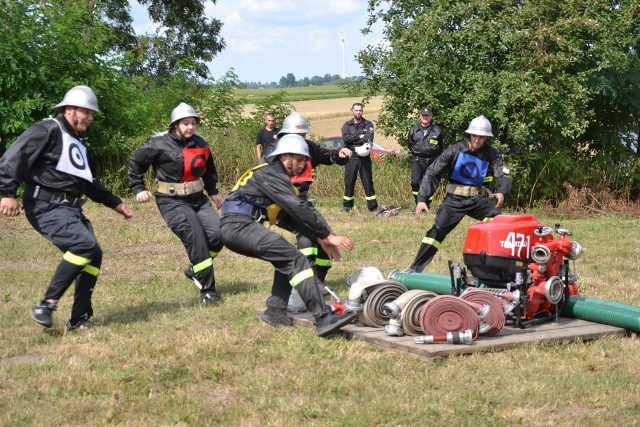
130 0 385 83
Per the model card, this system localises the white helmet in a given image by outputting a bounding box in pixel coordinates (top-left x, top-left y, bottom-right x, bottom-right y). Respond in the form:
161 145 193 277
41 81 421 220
465 115 493 137
266 134 310 162
55 85 99 112
277 112 309 135
355 141 373 157
170 102 200 125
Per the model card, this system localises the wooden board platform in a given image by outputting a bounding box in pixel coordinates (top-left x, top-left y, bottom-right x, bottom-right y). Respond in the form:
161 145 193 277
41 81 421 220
258 310 627 360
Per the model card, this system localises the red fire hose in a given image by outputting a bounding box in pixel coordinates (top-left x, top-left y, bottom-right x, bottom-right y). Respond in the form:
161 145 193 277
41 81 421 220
419 295 480 339
460 289 506 336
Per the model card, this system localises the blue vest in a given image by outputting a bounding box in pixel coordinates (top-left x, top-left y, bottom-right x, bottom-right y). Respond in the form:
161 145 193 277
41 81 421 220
450 152 488 186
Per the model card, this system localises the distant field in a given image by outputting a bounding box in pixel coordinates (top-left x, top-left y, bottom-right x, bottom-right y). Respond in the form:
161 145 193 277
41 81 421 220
241 91 402 150
234 85 361 103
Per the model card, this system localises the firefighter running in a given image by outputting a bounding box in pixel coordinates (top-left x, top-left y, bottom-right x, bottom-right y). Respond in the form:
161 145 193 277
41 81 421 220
407 115 513 273
220 134 358 337
128 103 224 303
0 86 134 330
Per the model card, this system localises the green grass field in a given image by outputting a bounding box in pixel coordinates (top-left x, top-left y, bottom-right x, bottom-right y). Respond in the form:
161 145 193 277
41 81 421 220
1 194 639 425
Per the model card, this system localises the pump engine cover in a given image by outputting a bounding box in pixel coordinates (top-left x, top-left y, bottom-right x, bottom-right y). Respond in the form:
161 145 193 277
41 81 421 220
462 214 553 287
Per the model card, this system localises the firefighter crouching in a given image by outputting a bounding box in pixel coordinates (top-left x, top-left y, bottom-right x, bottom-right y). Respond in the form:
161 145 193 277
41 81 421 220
0 85 134 330
128 103 224 303
220 134 358 337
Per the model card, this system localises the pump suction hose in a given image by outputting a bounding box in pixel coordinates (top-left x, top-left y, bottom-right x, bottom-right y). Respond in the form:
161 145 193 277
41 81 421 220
419 295 480 339
562 296 640 332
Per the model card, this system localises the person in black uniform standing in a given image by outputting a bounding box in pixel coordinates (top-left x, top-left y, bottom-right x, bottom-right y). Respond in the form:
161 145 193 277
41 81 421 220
407 115 512 273
0 85 134 330
341 102 378 212
276 112 351 290
408 107 444 207
220 134 358 337
255 112 280 161
128 103 223 303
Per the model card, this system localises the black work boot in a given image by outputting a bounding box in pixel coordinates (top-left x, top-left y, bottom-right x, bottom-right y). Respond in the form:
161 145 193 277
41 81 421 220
30 301 56 328
262 295 293 327
67 313 94 331
260 307 293 328
295 280 357 337
315 310 358 337
200 289 222 304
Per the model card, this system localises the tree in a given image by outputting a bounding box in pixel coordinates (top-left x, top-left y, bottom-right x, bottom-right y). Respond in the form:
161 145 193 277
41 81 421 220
356 0 640 204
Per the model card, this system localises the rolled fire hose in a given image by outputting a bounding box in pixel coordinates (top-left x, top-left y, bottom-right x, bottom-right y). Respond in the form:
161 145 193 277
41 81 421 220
419 295 480 339
460 289 506 336
384 289 439 336
392 271 640 333
360 281 408 327
345 279 389 312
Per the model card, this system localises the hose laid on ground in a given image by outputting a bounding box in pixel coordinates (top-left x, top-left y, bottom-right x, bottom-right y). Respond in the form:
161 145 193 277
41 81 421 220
361 281 408 327
392 271 640 333
419 295 480 338
460 289 506 336
562 296 640 332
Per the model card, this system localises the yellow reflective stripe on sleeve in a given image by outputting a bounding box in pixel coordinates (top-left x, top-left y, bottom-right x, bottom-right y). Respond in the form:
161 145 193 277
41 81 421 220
291 268 315 287
412 191 418 196
192 258 213 273
82 265 100 277
316 258 332 267
484 176 494 183
365 195 377 201
209 250 220 259
299 247 317 257
483 217 494 222
421 237 441 248
63 251 91 266
343 196 354 201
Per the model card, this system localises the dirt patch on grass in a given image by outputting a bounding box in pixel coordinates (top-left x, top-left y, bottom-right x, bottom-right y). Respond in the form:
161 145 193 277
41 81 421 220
540 182 640 217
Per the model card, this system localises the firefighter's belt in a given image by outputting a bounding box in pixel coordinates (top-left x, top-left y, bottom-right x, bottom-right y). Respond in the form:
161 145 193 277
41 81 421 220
446 183 481 197
24 185 86 207
221 200 254 217
157 179 203 196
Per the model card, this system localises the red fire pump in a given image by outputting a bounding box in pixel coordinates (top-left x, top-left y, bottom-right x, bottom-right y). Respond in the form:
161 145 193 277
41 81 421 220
452 214 583 327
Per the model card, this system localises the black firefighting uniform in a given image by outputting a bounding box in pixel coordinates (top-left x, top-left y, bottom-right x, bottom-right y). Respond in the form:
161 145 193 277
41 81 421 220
291 139 348 282
128 130 222 295
342 117 378 211
407 122 443 206
0 115 124 325
219 162 333 321
409 140 513 272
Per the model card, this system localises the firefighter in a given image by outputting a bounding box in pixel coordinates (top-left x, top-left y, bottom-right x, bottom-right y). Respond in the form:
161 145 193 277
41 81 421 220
341 102 378 212
220 134 358 337
276 112 351 290
0 85 134 330
128 103 223 303
407 115 512 272
408 107 444 206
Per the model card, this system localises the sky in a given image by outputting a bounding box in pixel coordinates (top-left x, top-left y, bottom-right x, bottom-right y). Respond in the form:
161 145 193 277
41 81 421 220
129 0 387 84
